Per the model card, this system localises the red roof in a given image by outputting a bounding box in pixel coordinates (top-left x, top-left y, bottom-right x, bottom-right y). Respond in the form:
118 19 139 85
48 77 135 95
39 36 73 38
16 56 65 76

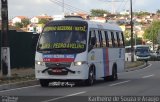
34 16 52 19
16 16 28 19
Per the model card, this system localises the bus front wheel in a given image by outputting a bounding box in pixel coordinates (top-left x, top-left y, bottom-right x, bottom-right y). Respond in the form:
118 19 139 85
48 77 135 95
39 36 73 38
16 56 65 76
39 79 49 87
85 67 95 86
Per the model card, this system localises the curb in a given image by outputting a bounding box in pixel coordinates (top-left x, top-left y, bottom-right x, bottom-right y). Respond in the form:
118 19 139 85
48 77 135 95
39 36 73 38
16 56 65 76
125 62 149 72
0 80 39 91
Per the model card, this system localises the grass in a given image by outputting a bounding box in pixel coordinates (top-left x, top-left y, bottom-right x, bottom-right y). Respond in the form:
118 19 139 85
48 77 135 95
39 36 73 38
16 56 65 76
125 61 145 69
0 68 35 85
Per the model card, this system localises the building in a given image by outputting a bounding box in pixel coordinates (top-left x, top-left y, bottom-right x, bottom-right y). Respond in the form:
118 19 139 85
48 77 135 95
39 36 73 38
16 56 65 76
30 15 53 24
12 16 28 26
27 23 44 34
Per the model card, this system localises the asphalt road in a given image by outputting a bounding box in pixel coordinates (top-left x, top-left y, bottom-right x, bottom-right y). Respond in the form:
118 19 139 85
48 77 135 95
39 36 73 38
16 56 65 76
0 61 160 102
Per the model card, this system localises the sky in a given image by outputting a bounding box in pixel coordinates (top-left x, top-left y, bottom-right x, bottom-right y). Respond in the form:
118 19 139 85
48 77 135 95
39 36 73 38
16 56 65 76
7 0 160 18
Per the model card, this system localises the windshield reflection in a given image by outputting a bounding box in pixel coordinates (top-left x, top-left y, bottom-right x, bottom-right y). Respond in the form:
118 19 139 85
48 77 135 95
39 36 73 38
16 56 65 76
37 31 87 54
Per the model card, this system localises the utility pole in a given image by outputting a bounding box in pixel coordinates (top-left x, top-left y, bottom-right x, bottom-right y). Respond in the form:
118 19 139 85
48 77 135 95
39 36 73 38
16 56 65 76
1 0 11 77
130 0 134 62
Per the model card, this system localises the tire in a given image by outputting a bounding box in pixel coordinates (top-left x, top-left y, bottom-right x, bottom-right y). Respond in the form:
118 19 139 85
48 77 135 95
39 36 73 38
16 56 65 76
85 67 95 86
40 79 49 87
110 66 118 81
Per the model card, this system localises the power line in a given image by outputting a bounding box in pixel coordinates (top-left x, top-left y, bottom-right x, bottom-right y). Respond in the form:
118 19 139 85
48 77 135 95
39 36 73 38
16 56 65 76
49 0 90 14
98 0 130 14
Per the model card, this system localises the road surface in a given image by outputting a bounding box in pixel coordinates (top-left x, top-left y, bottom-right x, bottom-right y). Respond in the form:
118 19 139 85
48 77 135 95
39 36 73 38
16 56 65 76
0 61 160 102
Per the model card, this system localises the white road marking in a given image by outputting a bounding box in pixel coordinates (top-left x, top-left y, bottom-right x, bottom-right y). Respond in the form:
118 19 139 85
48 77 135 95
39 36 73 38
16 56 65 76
41 91 86 102
142 74 154 78
0 85 40 93
142 63 152 70
109 80 130 87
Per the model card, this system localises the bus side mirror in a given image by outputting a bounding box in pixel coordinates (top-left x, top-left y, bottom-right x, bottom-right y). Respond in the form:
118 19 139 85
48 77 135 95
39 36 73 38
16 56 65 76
91 37 96 45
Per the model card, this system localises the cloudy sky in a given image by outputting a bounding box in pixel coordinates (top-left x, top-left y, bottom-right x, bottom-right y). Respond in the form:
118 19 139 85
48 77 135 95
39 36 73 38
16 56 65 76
8 0 160 18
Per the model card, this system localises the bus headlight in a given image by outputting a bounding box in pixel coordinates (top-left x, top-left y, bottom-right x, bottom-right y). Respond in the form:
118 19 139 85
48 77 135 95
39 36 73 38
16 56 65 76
35 61 45 66
74 61 87 66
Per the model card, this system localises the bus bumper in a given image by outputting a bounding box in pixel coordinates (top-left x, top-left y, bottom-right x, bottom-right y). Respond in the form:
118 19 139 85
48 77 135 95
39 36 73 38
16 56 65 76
35 64 89 80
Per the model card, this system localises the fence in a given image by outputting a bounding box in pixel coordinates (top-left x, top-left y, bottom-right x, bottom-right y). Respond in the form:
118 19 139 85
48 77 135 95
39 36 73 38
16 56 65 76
0 30 39 69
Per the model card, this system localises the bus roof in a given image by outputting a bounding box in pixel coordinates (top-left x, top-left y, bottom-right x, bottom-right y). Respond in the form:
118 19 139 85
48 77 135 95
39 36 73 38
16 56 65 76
86 20 122 31
46 19 122 31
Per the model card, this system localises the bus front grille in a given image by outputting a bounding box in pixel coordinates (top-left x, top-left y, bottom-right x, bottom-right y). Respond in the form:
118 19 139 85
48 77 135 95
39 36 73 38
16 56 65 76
45 62 71 68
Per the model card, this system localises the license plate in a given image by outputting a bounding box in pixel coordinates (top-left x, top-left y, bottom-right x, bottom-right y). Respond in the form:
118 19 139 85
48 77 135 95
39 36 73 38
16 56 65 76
52 69 62 73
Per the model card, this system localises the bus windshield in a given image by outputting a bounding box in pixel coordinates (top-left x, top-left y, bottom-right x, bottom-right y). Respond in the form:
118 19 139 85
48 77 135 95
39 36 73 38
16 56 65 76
37 29 87 54
135 47 150 55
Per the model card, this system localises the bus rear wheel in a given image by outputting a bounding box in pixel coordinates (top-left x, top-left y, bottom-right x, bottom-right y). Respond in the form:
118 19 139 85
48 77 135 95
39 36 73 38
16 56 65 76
39 79 49 87
110 66 118 81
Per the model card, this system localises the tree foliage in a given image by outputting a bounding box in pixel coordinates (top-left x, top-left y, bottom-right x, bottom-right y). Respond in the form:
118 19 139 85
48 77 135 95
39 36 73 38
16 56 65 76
125 37 143 46
90 9 109 17
124 30 130 40
15 22 23 28
21 18 30 27
143 20 160 44
39 18 51 24
156 9 160 14
134 11 150 17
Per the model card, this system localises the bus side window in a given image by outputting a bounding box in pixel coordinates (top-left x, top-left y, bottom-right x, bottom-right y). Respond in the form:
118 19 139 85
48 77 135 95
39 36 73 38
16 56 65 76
121 32 125 47
105 31 109 47
118 32 123 47
98 30 103 47
113 32 118 47
89 30 96 47
95 30 100 48
116 32 120 47
107 31 112 47
111 32 115 47
101 30 106 47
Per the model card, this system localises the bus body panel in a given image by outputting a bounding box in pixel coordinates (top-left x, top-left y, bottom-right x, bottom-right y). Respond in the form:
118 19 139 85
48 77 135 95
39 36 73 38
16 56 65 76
88 48 106 79
108 48 125 73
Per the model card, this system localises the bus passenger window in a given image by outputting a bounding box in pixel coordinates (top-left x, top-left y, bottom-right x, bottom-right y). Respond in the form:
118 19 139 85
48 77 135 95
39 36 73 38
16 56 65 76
101 31 106 47
111 32 115 47
113 32 118 47
116 32 120 47
108 31 112 47
121 32 125 47
95 30 100 48
89 30 96 47
105 31 109 47
98 31 103 47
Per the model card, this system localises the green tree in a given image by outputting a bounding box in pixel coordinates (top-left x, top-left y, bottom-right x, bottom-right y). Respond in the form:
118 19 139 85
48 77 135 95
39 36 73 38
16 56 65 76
124 30 130 40
156 9 160 14
15 22 23 28
134 11 150 17
125 37 143 46
39 18 51 24
143 20 160 44
90 9 109 17
21 18 30 27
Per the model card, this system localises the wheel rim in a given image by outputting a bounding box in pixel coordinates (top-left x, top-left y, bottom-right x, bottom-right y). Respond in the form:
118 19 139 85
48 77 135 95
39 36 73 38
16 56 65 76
113 69 117 79
89 70 95 85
